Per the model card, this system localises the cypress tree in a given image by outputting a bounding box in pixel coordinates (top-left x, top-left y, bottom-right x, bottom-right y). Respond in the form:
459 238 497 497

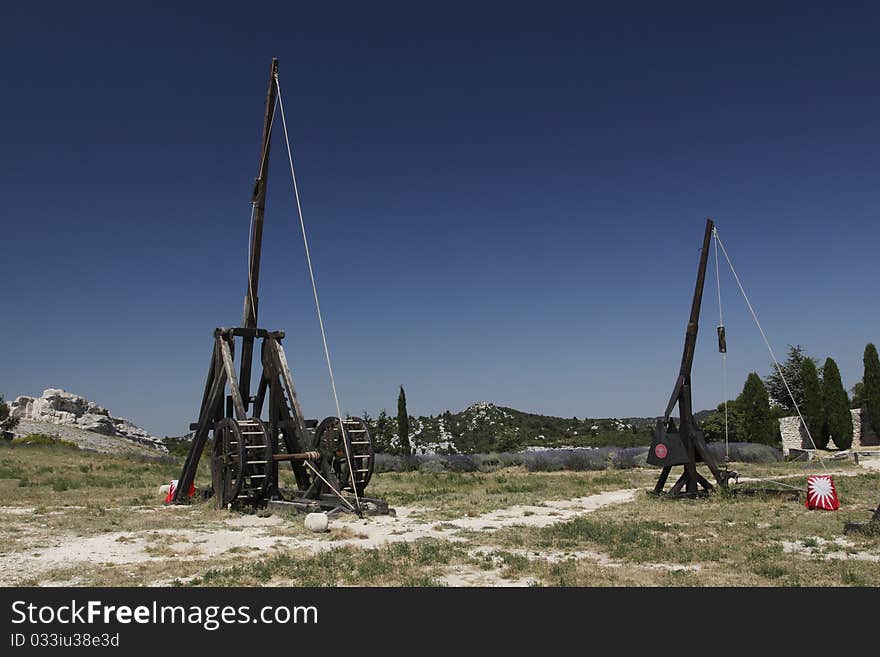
851 382 864 409
864 343 880 436
397 385 411 456
800 358 826 448
736 373 778 446
821 358 853 450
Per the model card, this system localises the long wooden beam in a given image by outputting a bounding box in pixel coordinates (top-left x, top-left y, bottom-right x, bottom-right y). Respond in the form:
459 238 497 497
239 58 280 412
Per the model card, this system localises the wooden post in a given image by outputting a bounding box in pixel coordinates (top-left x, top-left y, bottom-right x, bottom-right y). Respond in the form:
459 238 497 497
239 58 280 412
652 218 729 496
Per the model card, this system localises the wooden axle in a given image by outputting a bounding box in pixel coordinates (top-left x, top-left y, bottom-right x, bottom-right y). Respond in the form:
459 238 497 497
274 451 321 462
225 451 320 463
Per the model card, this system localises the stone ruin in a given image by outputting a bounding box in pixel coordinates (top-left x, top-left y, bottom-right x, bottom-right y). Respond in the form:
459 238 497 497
780 407 879 456
8 388 167 452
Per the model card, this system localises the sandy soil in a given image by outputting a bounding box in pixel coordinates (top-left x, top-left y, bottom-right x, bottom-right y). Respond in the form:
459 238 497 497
2 460 876 586
858 458 880 473
0 489 637 586
782 536 880 562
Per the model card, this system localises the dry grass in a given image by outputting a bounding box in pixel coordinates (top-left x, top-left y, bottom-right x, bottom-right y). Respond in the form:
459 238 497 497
1 442 878 586
361 467 658 520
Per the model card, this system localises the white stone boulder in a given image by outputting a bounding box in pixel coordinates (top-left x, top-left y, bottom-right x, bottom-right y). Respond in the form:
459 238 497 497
304 512 330 533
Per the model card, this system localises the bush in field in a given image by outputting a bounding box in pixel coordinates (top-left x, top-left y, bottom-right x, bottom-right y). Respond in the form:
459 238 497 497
700 403 744 443
610 447 650 469
441 454 478 472
418 458 445 474
371 440 782 475
524 448 620 472
372 454 414 473
11 433 78 449
495 452 526 468
705 442 782 464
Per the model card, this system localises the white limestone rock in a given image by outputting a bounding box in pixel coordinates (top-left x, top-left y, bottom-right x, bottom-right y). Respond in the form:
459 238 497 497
304 512 330 532
9 389 167 452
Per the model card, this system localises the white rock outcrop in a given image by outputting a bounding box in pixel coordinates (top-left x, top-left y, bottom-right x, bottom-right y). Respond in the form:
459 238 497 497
9 389 167 452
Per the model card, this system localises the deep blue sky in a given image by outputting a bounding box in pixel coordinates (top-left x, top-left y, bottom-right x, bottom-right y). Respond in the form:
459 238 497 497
2 2 878 436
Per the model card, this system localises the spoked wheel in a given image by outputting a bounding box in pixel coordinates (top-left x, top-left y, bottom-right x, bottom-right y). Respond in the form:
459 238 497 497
237 418 273 504
211 418 244 507
313 416 375 496
211 417 273 507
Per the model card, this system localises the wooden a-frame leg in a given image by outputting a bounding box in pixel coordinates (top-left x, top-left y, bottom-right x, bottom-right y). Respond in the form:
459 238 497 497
654 466 672 494
695 473 713 492
669 470 689 496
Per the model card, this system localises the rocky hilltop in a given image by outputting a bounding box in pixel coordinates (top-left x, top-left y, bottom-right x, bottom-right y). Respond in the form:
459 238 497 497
368 401 654 454
9 389 167 453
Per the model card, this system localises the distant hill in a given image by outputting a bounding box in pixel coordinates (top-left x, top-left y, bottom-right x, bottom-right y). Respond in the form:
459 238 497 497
7 389 167 455
365 402 661 454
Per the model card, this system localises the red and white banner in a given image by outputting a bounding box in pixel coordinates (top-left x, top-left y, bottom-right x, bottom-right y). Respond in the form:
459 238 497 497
805 475 840 511
164 479 196 504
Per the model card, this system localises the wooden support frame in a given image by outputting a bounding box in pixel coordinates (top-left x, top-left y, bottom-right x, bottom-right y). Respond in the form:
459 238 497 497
170 59 383 516
172 329 316 504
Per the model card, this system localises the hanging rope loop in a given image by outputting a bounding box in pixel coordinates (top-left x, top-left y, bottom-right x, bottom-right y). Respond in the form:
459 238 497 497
712 227 730 462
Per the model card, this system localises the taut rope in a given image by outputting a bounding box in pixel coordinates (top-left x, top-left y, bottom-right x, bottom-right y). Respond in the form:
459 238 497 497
713 228 827 472
273 72 363 513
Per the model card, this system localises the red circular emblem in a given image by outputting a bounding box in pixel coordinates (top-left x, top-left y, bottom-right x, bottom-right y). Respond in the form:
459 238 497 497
655 444 668 459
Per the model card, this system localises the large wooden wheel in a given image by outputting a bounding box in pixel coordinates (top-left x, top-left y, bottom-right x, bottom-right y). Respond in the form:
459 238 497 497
313 416 375 495
211 418 244 507
211 417 273 507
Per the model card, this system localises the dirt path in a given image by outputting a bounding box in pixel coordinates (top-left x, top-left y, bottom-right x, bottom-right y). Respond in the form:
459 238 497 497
736 468 858 485
4 458 874 586
858 458 880 473
0 489 638 586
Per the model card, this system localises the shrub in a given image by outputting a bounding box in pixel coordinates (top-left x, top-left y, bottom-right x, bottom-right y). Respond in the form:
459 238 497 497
11 434 78 449
473 453 504 472
419 459 446 474
611 447 650 469
370 440 780 475
705 442 782 464
0 395 19 436
440 454 477 472
372 453 403 473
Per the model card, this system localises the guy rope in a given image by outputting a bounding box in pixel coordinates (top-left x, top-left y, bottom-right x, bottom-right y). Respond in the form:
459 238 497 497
711 224 829 493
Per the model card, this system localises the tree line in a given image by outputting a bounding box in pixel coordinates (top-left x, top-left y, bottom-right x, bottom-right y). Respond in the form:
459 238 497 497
701 342 880 450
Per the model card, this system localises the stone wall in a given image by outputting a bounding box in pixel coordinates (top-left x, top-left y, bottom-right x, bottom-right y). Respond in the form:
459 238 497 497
780 408 878 455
